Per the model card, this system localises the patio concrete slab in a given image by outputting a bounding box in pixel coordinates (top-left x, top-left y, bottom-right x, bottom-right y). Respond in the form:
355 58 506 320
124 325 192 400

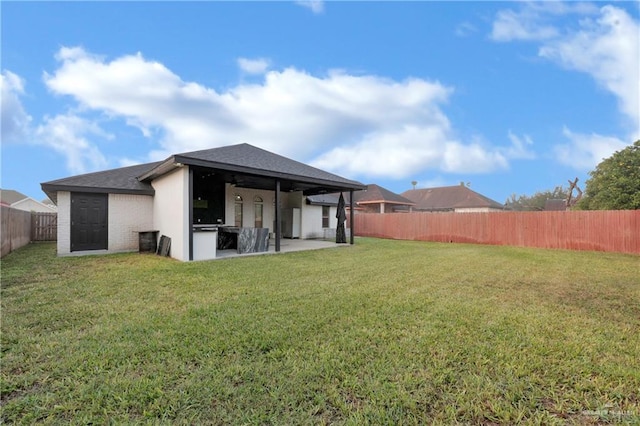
214 238 350 259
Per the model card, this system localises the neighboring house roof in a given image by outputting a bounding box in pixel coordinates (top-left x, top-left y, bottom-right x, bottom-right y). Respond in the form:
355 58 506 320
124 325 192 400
11 197 57 213
0 189 57 212
544 199 567 211
354 184 414 206
0 189 29 205
42 143 365 204
306 184 414 209
401 185 504 211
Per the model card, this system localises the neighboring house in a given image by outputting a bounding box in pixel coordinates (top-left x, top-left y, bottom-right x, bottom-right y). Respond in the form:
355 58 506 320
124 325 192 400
41 143 365 261
0 189 57 213
401 184 505 212
544 199 568 211
308 184 414 213
352 183 415 213
305 184 415 237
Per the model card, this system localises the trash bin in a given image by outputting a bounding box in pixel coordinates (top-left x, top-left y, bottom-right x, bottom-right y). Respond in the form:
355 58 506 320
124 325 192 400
138 230 159 253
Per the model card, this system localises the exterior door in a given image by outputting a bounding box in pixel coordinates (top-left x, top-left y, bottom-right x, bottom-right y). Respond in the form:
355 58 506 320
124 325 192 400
71 193 108 251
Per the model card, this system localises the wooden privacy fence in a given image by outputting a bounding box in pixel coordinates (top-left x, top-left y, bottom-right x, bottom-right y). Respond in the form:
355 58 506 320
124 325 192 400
1 207 57 258
32 212 57 241
354 210 640 255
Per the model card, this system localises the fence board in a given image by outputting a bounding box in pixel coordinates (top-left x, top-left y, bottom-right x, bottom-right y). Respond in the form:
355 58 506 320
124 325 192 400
354 210 640 255
1 206 32 258
32 212 58 241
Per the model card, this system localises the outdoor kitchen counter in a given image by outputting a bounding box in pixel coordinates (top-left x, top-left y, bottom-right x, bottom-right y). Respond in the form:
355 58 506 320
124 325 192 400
192 225 217 261
217 226 270 254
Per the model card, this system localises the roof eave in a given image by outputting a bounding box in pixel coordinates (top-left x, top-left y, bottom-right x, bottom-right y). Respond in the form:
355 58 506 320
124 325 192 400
40 183 155 205
172 155 366 192
137 156 182 181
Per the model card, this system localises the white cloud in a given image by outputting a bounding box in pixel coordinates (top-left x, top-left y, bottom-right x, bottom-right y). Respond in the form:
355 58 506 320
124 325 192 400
539 5 640 131
42 46 519 179
311 127 509 178
504 131 536 160
491 8 559 42
490 2 599 42
455 22 477 37
1 70 32 144
237 57 270 74
555 127 628 170
35 114 110 174
491 3 639 158
295 0 324 14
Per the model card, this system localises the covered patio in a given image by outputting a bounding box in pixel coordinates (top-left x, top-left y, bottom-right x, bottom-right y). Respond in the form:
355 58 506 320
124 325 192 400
214 238 351 259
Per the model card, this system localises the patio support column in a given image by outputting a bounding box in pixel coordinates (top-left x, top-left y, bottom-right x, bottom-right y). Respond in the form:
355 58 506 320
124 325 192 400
349 189 354 245
275 180 281 252
188 166 194 261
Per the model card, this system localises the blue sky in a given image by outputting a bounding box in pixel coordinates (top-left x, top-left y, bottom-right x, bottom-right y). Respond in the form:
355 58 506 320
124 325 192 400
2 1 638 204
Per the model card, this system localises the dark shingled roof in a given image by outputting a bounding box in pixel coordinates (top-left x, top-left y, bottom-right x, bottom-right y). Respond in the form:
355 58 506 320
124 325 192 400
141 143 363 189
544 199 567 211
354 184 414 205
306 184 414 208
42 143 364 203
41 162 161 204
401 185 504 211
306 193 342 206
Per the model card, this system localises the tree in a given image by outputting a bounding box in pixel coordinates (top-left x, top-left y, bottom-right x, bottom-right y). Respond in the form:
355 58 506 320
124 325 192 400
505 186 569 211
577 140 640 210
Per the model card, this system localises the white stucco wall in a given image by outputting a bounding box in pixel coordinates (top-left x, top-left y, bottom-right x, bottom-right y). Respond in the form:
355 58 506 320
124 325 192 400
222 188 336 239
301 203 337 239
153 167 189 261
57 191 71 255
224 184 277 231
108 194 154 251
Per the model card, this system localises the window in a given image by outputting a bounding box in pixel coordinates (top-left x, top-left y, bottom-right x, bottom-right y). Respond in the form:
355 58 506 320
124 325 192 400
322 205 330 228
254 196 263 228
234 194 243 227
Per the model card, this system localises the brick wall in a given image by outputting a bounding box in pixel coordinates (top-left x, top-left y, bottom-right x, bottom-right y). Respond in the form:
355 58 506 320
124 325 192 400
108 194 154 251
57 192 71 255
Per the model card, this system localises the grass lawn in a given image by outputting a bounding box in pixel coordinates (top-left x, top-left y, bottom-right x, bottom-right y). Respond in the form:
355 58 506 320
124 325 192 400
1 239 639 424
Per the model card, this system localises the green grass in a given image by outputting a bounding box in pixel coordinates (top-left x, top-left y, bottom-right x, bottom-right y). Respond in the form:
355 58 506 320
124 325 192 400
1 239 639 425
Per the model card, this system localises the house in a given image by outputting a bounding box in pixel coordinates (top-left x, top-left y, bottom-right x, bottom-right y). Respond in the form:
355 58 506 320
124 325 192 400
401 183 505 212
41 143 365 261
544 199 568 211
352 183 415 213
0 189 57 213
307 184 414 215
305 184 414 238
